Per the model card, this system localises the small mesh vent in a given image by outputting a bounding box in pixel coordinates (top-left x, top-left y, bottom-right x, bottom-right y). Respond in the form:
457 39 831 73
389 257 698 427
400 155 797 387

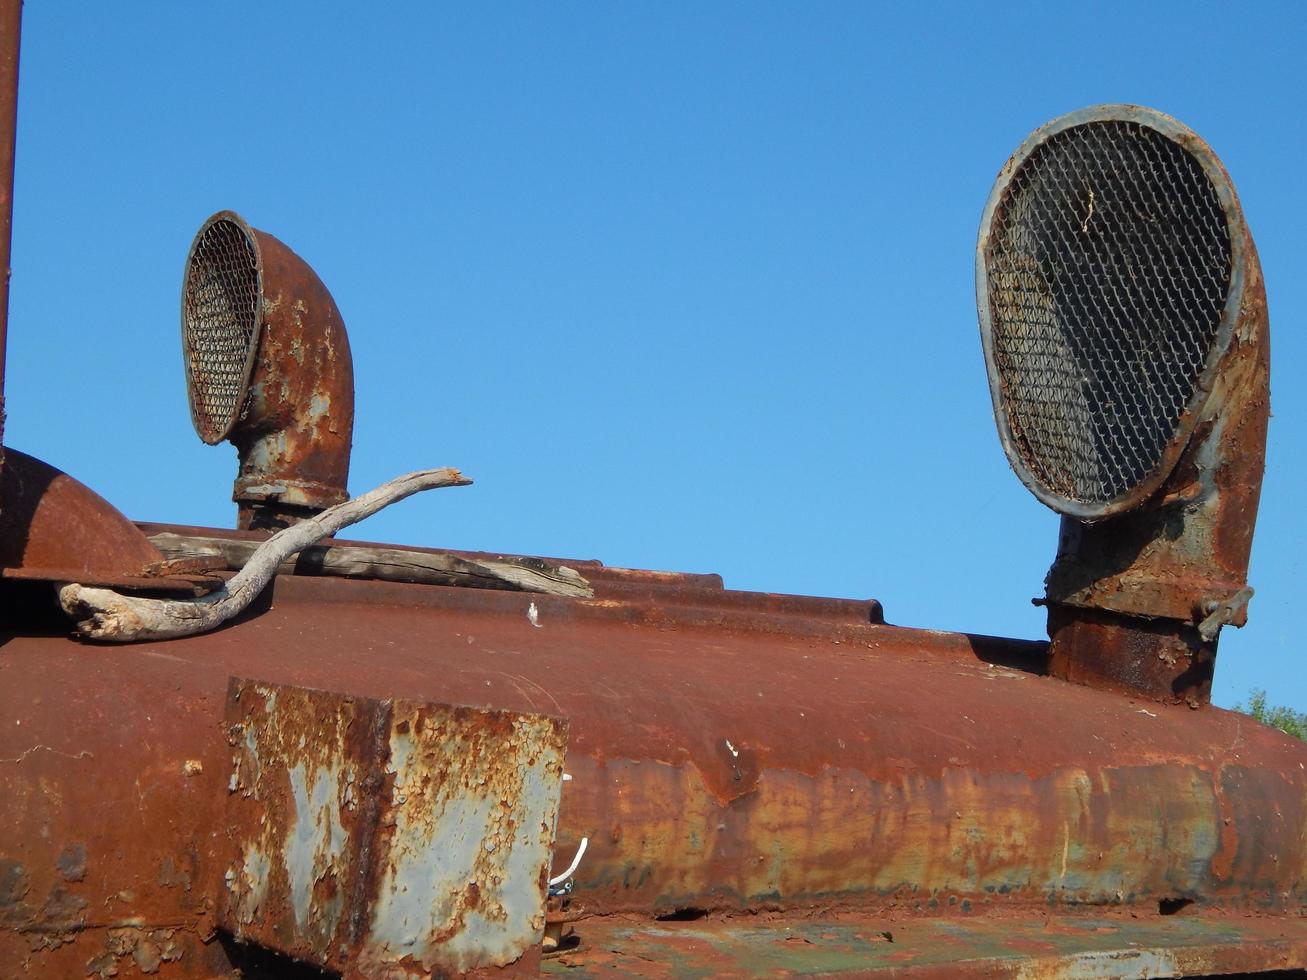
182 218 261 443
984 119 1232 509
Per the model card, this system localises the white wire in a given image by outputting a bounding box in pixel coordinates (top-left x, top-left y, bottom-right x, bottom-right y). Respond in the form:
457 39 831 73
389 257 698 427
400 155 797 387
548 837 589 887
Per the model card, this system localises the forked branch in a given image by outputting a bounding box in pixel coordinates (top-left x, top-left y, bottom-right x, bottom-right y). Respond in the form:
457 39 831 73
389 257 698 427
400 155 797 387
58 467 471 642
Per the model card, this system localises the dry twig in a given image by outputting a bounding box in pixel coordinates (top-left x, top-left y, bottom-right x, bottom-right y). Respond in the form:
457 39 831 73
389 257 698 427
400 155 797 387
58 467 471 642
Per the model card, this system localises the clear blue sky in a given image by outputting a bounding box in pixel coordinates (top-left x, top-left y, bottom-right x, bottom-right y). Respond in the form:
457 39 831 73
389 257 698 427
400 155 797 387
8 3 1305 710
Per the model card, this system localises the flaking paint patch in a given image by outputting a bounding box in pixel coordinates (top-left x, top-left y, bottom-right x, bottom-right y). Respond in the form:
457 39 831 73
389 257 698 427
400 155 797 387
367 777 497 953
363 711 564 974
222 680 566 975
550 914 1280 977
223 679 367 957
86 927 185 978
241 726 261 788
231 845 271 925
244 430 289 471
567 757 1223 910
308 391 331 421
488 757 556 947
285 761 348 938
1013 946 1181 979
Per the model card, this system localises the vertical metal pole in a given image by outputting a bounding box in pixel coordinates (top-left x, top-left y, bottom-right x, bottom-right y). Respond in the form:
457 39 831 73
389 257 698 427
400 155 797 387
0 0 21 467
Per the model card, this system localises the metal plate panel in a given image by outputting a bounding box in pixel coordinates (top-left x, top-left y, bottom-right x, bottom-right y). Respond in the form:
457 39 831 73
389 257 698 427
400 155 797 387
546 912 1307 977
223 678 567 975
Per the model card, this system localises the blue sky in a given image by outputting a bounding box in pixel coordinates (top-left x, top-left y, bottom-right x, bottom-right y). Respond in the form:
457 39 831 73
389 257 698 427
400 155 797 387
8 3 1305 710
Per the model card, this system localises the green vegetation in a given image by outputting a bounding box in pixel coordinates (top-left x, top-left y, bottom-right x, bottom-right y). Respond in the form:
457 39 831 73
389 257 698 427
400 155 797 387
1234 689 1307 742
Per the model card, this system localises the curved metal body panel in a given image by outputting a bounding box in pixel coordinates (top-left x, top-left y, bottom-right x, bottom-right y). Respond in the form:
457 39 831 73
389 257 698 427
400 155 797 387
3 549 1304 974
0 448 167 587
231 225 355 524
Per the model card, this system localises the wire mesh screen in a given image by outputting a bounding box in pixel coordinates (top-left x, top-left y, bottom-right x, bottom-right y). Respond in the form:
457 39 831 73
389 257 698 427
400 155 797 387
182 219 261 443
984 120 1232 508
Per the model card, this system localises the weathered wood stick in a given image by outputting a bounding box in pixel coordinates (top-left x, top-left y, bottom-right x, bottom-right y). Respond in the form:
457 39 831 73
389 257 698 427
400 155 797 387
146 533 592 598
58 467 472 642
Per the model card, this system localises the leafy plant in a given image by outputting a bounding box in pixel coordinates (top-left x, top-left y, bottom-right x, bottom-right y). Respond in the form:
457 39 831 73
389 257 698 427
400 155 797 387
1234 689 1307 742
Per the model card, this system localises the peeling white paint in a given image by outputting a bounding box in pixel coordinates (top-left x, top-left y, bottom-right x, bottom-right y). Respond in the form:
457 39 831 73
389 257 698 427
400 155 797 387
224 680 565 976
231 845 271 926
285 761 348 941
363 711 564 974
1013 946 1181 979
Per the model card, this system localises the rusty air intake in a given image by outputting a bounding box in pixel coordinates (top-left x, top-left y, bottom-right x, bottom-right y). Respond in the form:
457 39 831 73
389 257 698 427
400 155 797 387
977 105 1269 706
181 211 354 531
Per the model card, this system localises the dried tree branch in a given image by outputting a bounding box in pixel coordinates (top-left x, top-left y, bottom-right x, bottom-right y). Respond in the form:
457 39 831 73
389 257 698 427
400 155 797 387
58 467 471 642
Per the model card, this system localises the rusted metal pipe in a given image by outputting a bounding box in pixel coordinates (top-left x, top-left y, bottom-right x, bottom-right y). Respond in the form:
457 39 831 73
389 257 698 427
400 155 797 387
977 106 1269 705
0 0 23 476
1043 165 1268 707
181 211 354 531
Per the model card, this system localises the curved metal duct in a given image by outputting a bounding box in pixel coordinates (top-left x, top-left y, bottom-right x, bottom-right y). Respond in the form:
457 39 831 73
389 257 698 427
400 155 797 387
182 211 355 530
977 106 1269 704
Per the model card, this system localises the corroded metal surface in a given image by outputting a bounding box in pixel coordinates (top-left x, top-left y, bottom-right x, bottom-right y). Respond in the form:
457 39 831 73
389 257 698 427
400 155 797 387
1042 230 1269 620
181 211 356 531
978 106 1270 706
0 448 185 589
223 680 376 961
3 563 1306 973
224 678 567 976
1042 218 1268 706
1045 605 1216 707
545 911 1307 977
232 222 354 530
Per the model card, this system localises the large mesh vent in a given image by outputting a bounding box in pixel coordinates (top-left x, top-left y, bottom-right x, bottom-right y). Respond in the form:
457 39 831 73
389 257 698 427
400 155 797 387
984 119 1232 509
182 218 261 443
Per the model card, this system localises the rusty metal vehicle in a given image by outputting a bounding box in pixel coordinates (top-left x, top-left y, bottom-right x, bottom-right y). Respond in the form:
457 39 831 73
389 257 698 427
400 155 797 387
1 6 1304 978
